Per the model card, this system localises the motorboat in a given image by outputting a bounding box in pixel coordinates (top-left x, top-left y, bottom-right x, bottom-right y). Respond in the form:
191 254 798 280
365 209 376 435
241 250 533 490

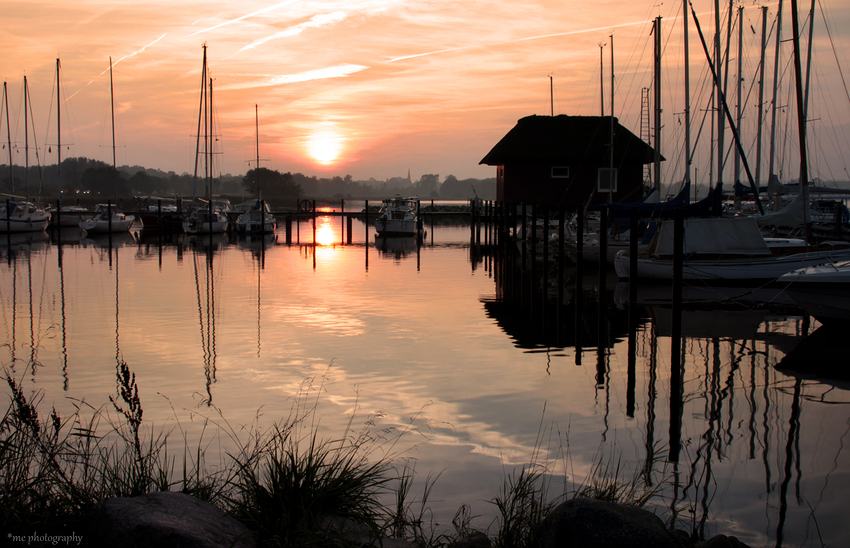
374 195 420 236
136 197 183 232
79 204 136 233
777 260 850 323
182 205 229 234
48 204 94 228
235 200 276 234
0 201 50 232
613 216 850 283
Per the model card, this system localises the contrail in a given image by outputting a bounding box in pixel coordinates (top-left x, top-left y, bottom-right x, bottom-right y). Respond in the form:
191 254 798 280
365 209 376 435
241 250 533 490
100 34 168 74
63 34 169 101
239 11 346 52
187 0 301 38
386 17 659 63
218 64 368 90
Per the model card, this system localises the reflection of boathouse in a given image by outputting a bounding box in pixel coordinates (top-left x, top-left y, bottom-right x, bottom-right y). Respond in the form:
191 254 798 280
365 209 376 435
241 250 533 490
479 115 661 208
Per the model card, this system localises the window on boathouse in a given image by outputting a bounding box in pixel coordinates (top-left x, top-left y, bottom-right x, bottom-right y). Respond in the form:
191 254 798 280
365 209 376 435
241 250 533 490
597 167 618 193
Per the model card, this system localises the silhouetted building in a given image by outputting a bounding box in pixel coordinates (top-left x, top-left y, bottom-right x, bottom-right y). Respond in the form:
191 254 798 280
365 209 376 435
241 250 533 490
479 115 661 208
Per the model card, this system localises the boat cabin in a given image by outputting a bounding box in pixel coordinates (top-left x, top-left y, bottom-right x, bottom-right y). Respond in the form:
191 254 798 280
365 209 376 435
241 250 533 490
479 115 661 209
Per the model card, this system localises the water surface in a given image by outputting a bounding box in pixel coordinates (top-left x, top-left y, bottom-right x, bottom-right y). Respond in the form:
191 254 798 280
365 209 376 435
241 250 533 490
2 216 849 547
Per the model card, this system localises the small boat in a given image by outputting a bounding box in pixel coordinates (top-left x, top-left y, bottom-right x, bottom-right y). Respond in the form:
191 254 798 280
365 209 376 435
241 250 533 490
136 197 183 232
613 216 850 283
235 200 276 234
79 204 136 233
80 61 137 236
374 195 420 236
235 106 276 235
0 201 50 233
49 204 94 228
777 260 850 323
183 47 230 236
182 205 229 234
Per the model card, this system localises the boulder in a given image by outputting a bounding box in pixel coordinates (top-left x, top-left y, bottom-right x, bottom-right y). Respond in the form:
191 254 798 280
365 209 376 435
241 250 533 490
695 535 751 548
86 492 254 548
537 498 678 548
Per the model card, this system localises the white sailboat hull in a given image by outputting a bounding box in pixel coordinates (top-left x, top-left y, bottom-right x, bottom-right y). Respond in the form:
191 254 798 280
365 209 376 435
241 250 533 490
1 202 51 233
374 218 416 236
614 248 850 282
0 216 50 233
183 216 228 234
80 215 136 233
235 210 276 234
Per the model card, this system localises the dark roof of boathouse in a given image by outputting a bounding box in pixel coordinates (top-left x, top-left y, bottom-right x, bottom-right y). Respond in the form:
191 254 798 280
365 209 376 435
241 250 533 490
479 114 662 166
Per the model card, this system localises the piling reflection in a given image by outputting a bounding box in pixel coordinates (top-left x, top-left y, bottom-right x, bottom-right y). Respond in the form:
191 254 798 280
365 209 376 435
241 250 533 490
474 202 850 544
192 246 218 405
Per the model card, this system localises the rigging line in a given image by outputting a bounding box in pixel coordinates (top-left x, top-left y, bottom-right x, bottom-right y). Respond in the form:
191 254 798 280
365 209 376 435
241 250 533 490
817 0 850 106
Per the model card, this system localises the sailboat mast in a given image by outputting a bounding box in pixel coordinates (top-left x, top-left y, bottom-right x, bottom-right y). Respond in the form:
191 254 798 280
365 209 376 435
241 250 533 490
600 43 605 116
734 6 743 188
803 0 815 122
57 58 62 203
755 6 768 190
768 0 783 185
110 57 117 203
192 44 207 203
255 104 260 198
4 82 13 194
24 76 29 198
653 17 662 192
609 33 614 201
714 0 723 186
208 77 213 202
683 0 692 189
790 0 809 217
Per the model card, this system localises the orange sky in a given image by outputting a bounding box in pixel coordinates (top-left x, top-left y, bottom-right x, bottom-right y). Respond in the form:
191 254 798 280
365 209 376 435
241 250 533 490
2 0 849 189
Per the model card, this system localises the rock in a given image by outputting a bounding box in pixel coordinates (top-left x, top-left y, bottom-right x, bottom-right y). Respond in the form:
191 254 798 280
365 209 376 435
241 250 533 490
449 530 491 547
537 497 678 548
320 516 415 548
86 491 254 548
695 535 751 548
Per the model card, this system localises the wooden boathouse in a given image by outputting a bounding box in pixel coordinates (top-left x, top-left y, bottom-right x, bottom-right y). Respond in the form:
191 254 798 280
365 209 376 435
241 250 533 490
479 115 661 208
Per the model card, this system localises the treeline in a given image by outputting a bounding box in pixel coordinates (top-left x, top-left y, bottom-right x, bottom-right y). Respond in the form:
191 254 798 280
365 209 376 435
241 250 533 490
0 158 496 204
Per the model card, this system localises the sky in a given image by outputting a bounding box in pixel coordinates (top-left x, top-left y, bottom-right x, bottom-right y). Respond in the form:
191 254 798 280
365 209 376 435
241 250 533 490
2 0 850 189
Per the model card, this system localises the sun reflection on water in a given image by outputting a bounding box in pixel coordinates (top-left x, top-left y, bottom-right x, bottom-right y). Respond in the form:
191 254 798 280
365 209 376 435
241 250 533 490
315 216 340 246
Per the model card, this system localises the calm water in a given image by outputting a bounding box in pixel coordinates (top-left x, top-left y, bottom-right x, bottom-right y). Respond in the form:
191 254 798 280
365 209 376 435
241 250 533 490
2 215 850 548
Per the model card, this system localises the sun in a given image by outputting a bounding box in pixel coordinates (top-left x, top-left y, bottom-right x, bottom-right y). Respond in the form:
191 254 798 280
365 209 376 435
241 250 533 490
306 130 345 165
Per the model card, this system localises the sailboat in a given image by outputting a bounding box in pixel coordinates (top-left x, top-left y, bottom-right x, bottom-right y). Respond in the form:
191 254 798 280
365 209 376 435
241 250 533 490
183 45 229 235
613 1 850 283
235 105 276 235
41 59 93 229
79 57 136 234
0 201 50 233
1 81 50 233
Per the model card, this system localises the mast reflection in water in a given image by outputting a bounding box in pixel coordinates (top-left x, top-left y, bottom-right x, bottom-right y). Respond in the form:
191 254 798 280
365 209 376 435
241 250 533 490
1 215 849 547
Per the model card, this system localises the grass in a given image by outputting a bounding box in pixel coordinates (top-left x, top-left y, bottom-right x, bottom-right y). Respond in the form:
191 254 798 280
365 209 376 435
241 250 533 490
1 363 669 547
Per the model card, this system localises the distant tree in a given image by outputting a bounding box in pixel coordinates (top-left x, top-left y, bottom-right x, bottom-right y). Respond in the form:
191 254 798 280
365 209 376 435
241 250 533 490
439 175 465 199
243 168 302 201
80 165 130 198
129 170 157 195
438 175 497 200
416 174 440 198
